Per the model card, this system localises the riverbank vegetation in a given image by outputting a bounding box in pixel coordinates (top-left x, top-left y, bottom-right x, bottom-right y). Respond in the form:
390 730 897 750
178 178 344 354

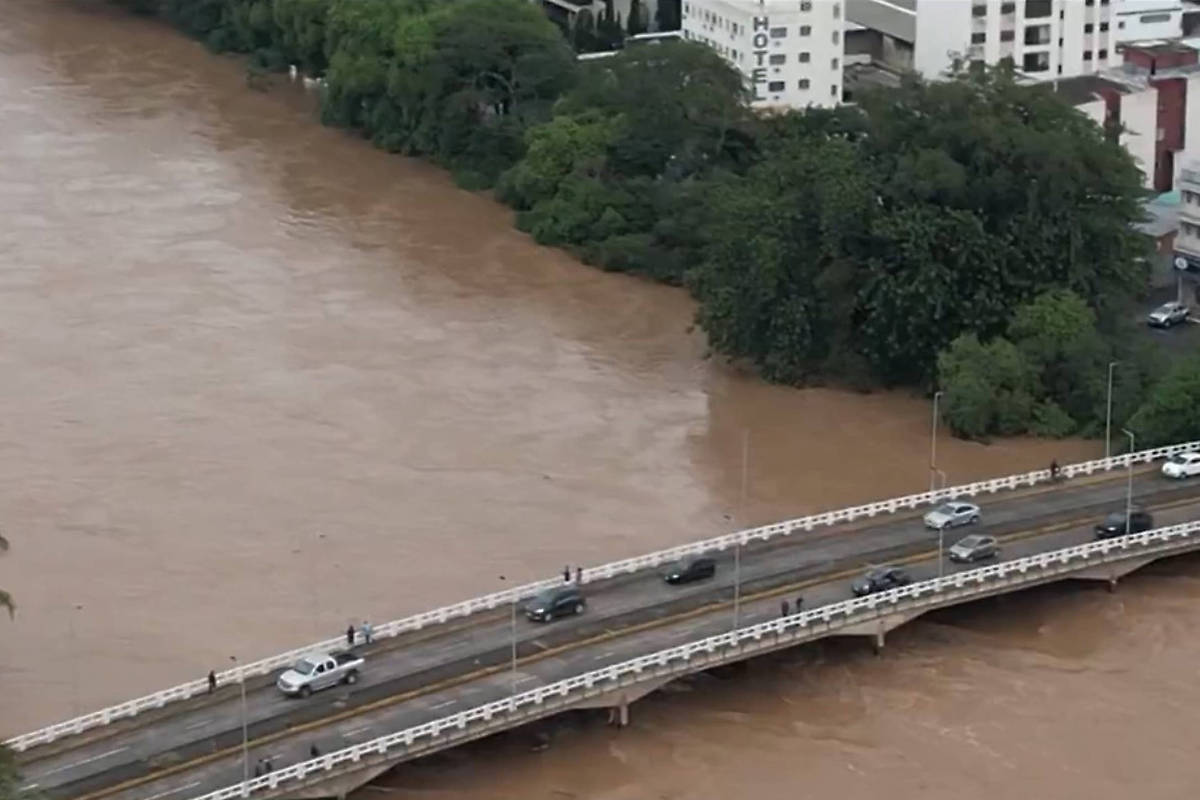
109 0 1199 446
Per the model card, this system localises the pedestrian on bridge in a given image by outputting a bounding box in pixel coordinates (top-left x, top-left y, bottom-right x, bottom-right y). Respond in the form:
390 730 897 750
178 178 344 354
207 670 217 694
780 599 789 618
360 620 373 645
562 565 570 583
1050 459 1060 480
575 566 583 584
310 744 321 759
796 595 804 611
346 624 355 647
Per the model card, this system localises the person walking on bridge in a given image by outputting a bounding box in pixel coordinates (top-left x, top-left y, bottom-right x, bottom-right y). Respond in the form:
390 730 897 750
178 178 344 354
345 624 355 647
360 620 373 645
562 565 570 583
207 669 217 694
575 566 583 584
1050 459 1060 481
780 599 790 618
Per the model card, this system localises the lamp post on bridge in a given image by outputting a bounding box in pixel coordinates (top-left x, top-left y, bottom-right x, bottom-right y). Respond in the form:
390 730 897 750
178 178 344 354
498 575 518 696
1123 429 1136 536
1106 361 1119 459
930 391 944 494
230 655 249 786
733 429 748 631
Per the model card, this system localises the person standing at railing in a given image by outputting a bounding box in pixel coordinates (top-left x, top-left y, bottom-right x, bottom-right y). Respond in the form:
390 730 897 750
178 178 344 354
575 566 583 584
780 599 789 618
345 624 355 648
360 620 373 645
562 565 570 583
207 670 217 694
1050 459 1060 481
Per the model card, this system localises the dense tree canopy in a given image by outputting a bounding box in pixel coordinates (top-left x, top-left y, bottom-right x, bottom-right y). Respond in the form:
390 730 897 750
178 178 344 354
1128 356 1200 447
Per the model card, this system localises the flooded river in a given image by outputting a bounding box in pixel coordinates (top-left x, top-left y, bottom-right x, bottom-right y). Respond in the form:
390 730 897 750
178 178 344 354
3 2 1193 798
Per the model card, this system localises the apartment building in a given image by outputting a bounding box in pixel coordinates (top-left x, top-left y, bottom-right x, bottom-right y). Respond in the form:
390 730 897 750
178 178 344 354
846 0 1120 81
681 0 847 108
1114 0 1186 42
1174 160 1200 271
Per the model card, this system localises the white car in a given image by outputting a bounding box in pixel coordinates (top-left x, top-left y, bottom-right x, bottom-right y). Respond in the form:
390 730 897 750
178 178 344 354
924 501 981 530
1162 452 1200 479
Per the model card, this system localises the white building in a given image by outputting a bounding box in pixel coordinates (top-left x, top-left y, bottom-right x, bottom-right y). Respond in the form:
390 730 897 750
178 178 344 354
681 0 847 108
847 0 1120 81
1114 0 1185 42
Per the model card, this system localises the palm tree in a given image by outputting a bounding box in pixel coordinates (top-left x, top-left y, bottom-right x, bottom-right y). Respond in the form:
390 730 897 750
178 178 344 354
0 533 13 619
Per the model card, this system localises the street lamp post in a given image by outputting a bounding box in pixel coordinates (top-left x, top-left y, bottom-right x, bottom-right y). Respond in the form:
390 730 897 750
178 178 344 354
937 526 946 580
230 655 249 785
930 391 944 494
67 604 83 716
1106 362 1119 459
1123 429 1135 536
732 430 748 630
498 576 517 696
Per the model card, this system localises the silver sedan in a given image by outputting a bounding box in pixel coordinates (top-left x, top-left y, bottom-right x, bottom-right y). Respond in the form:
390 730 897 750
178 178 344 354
923 501 981 531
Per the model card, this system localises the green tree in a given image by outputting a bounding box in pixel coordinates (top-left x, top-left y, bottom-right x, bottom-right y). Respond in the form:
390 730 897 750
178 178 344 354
1127 356 1200 447
0 743 23 800
937 334 1037 438
655 0 680 31
273 0 330 75
627 0 647 35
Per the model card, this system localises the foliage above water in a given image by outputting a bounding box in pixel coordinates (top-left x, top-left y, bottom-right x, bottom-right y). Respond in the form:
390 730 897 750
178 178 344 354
115 2 1159 441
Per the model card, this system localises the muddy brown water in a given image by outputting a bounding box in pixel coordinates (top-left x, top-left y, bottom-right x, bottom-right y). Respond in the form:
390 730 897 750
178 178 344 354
2 2 1191 798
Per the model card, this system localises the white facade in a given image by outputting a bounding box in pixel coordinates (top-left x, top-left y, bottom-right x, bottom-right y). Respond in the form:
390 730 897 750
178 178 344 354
1175 162 1200 269
1114 0 1184 42
681 0 846 108
848 0 1120 81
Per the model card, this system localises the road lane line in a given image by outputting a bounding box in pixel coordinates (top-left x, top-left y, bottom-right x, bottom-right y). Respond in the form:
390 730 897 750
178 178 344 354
142 780 200 800
341 725 372 739
430 699 456 710
19 784 38 791
40 746 129 777
183 719 209 731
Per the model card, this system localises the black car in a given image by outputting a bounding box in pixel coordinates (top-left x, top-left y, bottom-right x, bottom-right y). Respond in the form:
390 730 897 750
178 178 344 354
851 566 911 597
1094 509 1154 539
524 586 585 622
663 556 717 585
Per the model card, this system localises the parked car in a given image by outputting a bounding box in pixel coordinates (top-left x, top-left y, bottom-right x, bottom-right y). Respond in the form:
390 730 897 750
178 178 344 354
1147 301 1190 328
1094 508 1155 539
276 651 363 698
524 585 585 622
1162 451 1200 479
663 556 716 585
923 501 981 531
947 534 1000 563
851 566 911 596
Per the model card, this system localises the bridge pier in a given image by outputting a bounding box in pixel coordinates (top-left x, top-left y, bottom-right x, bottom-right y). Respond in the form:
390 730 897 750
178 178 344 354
872 632 885 656
1072 554 1160 588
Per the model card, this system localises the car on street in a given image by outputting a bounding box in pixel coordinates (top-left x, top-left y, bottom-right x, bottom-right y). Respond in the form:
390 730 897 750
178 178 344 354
663 556 716 585
1162 451 1200 479
524 585 585 622
947 534 1000 563
1094 508 1155 539
276 651 363 698
923 501 981 531
851 566 911 596
1147 301 1190 328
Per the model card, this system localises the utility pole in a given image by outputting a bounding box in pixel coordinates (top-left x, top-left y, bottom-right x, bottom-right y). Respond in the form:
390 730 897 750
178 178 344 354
930 391 943 493
1123 429 1135 536
733 429 748 630
230 655 249 785
1106 362 1119 459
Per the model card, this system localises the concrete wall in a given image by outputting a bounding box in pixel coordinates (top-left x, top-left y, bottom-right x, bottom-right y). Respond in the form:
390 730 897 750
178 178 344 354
1077 97 1107 127
1121 86 1161 189
912 0 972 77
1116 0 1184 42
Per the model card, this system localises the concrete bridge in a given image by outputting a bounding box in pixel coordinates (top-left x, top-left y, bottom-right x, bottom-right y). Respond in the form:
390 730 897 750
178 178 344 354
9 441 1200 800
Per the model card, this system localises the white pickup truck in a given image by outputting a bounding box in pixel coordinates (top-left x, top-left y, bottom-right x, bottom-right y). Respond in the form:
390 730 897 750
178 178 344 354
276 651 363 698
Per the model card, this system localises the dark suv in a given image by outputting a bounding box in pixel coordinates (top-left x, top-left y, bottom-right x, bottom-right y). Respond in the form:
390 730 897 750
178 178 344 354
1094 509 1154 539
524 586 585 622
663 556 717 585
851 566 911 596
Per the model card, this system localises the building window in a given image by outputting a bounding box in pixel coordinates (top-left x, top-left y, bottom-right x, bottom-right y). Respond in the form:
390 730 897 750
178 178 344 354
833 3 840 18
1098 48 1108 59
1022 51 1050 72
1000 1 1015 12
831 57 839 69
1001 29 1014 42
831 84 838 97
768 80 786 92
1141 13 1172 24
1118 21 1125 29
972 4 986 17
1084 50 1093 60
832 31 840 44
770 26 787 37
1025 0 1052 19
800 0 812 10
971 32 986 44
1084 23 1093 33
1100 22 1109 32
769 53 786 64
1024 24 1050 45
800 24 811 35
1086 0 1094 6
798 78 810 89
799 51 810 62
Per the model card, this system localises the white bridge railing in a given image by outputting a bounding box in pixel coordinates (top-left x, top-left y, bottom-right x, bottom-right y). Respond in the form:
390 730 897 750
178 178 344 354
6 439 1198 753
189 516 1200 800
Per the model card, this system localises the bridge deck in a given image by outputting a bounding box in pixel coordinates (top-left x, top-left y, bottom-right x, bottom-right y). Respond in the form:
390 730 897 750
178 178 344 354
19 470 1200 800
